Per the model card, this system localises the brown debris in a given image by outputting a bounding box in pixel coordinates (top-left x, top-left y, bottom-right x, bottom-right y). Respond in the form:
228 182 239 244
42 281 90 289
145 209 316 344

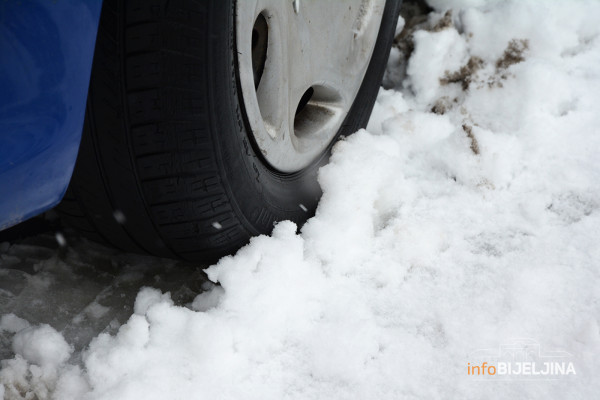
431 97 457 115
431 10 453 32
496 39 529 70
440 56 484 90
462 124 480 155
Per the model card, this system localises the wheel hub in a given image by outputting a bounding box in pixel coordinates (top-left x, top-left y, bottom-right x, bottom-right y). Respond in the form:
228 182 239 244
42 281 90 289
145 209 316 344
236 0 386 172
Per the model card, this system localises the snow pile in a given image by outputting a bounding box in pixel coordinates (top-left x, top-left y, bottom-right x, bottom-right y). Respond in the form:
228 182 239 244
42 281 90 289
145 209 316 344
1 321 73 399
2 0 600 398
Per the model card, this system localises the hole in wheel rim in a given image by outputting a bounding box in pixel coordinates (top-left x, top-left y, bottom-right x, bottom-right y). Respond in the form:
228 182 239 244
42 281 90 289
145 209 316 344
294 85 340 139
251 14 268 89
295 87 314 116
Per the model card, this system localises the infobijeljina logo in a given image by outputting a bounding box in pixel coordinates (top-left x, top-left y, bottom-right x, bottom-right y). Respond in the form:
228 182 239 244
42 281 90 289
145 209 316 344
467 338 576 381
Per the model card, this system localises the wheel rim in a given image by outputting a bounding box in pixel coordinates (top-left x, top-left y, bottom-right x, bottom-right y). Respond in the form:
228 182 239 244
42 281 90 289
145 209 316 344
236 0 386 173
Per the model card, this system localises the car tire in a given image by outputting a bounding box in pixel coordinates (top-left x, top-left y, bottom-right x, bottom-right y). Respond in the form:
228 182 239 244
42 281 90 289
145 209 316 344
58 0 402 262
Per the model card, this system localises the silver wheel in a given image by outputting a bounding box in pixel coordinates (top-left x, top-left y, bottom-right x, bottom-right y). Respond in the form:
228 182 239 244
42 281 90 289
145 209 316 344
236 0 386 172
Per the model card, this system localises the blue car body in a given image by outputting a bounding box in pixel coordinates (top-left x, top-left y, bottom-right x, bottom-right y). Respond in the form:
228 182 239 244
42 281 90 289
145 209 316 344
0 0 102 230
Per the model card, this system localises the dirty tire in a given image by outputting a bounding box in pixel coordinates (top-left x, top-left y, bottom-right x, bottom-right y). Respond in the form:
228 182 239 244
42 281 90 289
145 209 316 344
58 0 402 262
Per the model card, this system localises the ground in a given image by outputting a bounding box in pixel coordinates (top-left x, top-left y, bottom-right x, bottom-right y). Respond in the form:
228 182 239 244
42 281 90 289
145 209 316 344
1 0 600 399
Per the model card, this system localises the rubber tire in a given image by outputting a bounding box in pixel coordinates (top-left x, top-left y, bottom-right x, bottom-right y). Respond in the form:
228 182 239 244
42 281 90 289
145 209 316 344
58 0 402 262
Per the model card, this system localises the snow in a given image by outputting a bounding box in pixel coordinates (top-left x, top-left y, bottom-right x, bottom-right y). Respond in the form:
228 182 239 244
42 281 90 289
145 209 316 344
112 211 126 225
54 233 67 248
11 325 71 367
0 314 30 334
1 325 72 400
2 0 600 398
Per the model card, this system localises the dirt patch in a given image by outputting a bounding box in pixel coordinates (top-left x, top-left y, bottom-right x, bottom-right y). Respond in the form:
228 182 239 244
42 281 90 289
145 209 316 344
485 39 529 88
496 39 529 70
462 124 480 155
439 38 529 91
431 10 453 32
431 96 458 115
440 56 485 90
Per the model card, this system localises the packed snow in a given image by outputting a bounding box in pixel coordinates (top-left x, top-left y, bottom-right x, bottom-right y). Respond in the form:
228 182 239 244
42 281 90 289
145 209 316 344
2 0 600 398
